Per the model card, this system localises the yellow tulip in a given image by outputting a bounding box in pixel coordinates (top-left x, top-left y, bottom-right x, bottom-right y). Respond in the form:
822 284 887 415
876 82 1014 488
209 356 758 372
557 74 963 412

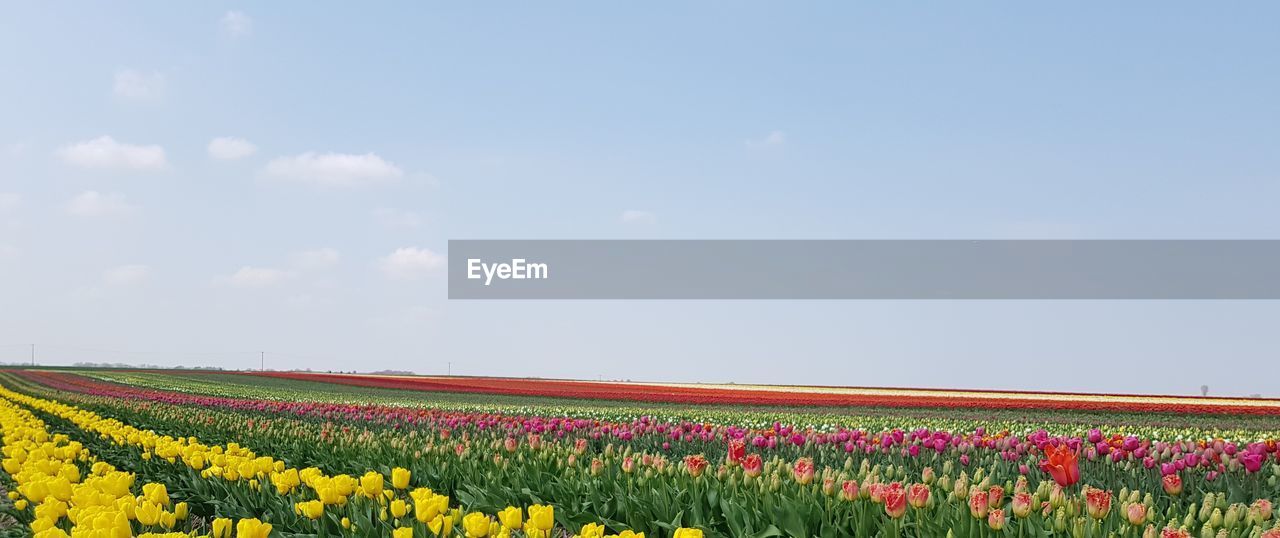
212 517 232 538
523 521 546 538
394 527 414 538
174 502 188 521
236 518 273 538
672 529 703 538
579 523 605 538
427 515 445 536
360 471 384 498
463 512 490 537
415 494 443 522
497 506 522 530
296 500 324 520
528 504 555 531
391 498 409 518
392 467 411 489
30 516 55 533
13 499 27 511
136 501 161 526
142 483 169 507
341 517 351 529
160 510 176 529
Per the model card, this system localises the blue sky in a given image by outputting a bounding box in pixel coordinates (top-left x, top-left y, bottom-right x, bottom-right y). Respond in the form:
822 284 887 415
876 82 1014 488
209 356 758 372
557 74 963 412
1 3 1277 395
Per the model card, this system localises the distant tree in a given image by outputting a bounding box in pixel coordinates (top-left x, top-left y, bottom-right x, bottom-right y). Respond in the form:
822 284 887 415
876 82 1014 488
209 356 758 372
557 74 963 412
1200 385 1209 397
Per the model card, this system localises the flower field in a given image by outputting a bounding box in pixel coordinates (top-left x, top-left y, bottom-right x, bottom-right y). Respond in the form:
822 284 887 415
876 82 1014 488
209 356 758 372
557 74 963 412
0 369 1277 537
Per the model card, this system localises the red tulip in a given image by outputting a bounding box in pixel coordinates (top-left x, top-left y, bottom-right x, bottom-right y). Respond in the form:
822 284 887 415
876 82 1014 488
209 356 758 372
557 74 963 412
1039 444 1081 487
726 438 745 464
741 454 762 478
792 457 814 485
1085 487 1111 519
907 483 930 509
969 490 989 518
840 480 859 501
883 484 907 519
684 454 708 477
1161 474 1182 496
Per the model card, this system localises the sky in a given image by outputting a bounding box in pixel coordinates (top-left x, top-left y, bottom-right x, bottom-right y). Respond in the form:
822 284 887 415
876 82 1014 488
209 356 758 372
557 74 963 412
1 3 1278 396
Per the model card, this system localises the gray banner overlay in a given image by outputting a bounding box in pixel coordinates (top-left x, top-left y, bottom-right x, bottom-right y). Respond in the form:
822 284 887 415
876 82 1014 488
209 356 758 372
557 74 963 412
448 240 1280 299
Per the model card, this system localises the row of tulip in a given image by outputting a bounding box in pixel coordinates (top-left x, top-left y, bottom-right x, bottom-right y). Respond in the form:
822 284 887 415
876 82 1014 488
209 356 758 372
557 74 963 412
253 371 1280 416
4 372 1280 536
0 379 703 538
0 385 289 537
75 371 1280 441
19 370 1280 500
9 382 1280 538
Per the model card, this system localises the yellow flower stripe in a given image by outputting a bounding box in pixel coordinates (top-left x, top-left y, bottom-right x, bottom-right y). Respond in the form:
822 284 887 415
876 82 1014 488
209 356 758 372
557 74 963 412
0 392 201 537
0 386 701 538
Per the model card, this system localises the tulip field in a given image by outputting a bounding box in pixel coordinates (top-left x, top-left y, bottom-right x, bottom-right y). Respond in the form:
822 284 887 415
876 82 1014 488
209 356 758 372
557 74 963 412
0 369 1278 538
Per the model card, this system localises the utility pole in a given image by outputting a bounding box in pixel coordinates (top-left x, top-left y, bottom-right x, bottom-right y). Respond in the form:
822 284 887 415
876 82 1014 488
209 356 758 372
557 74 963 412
260 351 265 371
30 344 35 366
447 361 451 376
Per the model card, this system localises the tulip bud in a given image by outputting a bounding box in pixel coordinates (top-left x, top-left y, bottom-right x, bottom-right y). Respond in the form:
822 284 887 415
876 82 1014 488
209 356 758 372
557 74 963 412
988 509 1005 531
1127 503 1148 526
1049 485 1066 508
1071 515 1085 538
1208 508 1223 529
1225 504 1244 530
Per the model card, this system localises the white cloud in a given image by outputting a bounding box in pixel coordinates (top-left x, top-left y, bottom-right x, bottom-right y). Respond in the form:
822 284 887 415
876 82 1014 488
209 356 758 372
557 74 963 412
57 136 167 170
379 247 444 280
0 193 19 213
220 266 294 288
207 137 257 160
620 210 656 224
104 264 151 286
65 191 136 218
746 130 786 148
292 247 340 270
373 208 423 229
113 69 166 100
221 11 252 37
262 152 403 187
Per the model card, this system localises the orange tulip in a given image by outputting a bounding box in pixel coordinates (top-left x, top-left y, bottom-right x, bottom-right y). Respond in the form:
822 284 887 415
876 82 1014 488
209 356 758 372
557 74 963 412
1039 444 1080 487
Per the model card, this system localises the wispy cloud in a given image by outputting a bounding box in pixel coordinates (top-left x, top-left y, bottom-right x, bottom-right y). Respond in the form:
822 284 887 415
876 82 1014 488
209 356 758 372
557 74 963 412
620 210 656 224
221 11 253 38
218 266 294 289
57 136 166 170
113 69 166 100
207 137 257 160
263 152 402 187
746 130 786 149
104 264 151 286
65 191 137 218
378 247 444 280
292 247 340 270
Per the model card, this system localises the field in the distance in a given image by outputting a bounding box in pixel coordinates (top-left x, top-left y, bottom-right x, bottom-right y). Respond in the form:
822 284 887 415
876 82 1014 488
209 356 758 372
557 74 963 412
0 367 1277 537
